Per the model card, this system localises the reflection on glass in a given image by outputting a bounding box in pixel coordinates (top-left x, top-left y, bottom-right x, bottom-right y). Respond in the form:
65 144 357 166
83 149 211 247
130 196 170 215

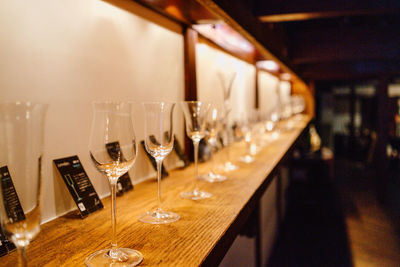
86 102 142 267
0 102 48 267
180 101 212 200
139 102 180 224
238 116 255 164
198 106 227 183
218 72 239 172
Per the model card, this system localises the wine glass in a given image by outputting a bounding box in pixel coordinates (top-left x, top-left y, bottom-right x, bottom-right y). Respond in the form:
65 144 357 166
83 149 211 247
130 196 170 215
198 106 227 182
86 102 142 267
238 117 256 164
218 73 238 172
0 102 48 267
180 101 212 200
264 110 276 133
291 95 306 121
281 100 294 130
269 105 281 140
218 110 239 171
138 102 180 224
250 109 266 149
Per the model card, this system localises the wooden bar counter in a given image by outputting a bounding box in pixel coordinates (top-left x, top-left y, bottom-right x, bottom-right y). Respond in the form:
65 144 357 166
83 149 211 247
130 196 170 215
2 116 309 266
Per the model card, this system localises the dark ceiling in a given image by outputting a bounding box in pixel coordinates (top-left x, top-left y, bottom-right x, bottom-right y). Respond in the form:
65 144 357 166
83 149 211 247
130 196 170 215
211 0 400 83
132 0 400 84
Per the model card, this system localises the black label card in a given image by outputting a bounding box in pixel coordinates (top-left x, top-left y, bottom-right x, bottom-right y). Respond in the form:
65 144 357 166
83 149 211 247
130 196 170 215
198 139 211 163
0 226 15 257
0 166 25 223
0 166 19 258
105 142 134 195
0 229 8 257
53 156 103 218
218 134 225 149
173 136 190 168
140 141 168 178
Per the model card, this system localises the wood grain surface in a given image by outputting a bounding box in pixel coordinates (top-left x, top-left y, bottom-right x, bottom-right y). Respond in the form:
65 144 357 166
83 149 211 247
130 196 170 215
1 116 309 267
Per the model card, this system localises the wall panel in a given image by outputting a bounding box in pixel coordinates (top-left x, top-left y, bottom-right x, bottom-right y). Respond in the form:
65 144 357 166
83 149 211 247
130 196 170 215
195 43 256 122
0 0 184 222
258 70 280 115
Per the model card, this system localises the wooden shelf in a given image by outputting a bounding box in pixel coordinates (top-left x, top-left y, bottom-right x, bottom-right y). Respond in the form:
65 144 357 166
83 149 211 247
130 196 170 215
2 117 310 266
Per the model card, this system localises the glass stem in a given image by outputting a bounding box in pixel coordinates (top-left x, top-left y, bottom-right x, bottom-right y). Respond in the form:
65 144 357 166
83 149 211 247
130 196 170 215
225 128 231 162
193 140 200 192
156 159 162 211
209 139 216 173
109 181 118 258
246 140 251 156
17 246 27 267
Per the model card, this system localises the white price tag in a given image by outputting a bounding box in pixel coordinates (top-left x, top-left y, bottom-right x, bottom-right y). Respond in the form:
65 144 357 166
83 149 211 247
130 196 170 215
78 202 86 212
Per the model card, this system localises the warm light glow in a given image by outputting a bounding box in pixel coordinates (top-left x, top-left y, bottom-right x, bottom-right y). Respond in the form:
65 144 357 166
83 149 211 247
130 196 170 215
245 132 251 143
250 143 257 155
212 108 218 120
271 112 279 122
193 23 254 54
165 5 185 21
256 60 279 72
281 73 291 81
265 121 274 131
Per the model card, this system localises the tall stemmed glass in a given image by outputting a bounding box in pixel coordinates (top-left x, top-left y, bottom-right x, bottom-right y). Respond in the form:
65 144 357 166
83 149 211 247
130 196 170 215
238 117 256 164
0 102 47 267
291 95 306 121
86 102 142 267
198 106 227 182
218 72 238 172
263 110 276 133
180 101 211 200
138 102 180 224
269 105 281 140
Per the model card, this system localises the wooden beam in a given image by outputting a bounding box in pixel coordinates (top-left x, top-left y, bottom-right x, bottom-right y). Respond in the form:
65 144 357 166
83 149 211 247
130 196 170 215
201 0 289 60
258 10 398 22
133 0 218 25
184 27 198 101
195 0 307 84
254 0 400 22
197 34 255 65
183 27 198 160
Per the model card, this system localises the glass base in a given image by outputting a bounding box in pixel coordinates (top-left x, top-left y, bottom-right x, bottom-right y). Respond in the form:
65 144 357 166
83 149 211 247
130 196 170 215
85 248 143 267
239 155 255 163
217 161 238 172
180 189 212 200
271 131 280 140
280 120 294 131
198 172 227 183
138 209 180 224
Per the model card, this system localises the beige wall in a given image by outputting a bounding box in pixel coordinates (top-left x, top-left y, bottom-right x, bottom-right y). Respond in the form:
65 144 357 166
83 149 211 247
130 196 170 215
279 81 292 105
0 0 185 222
196 43 256 122
0 3 291 263
258 70 280 115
